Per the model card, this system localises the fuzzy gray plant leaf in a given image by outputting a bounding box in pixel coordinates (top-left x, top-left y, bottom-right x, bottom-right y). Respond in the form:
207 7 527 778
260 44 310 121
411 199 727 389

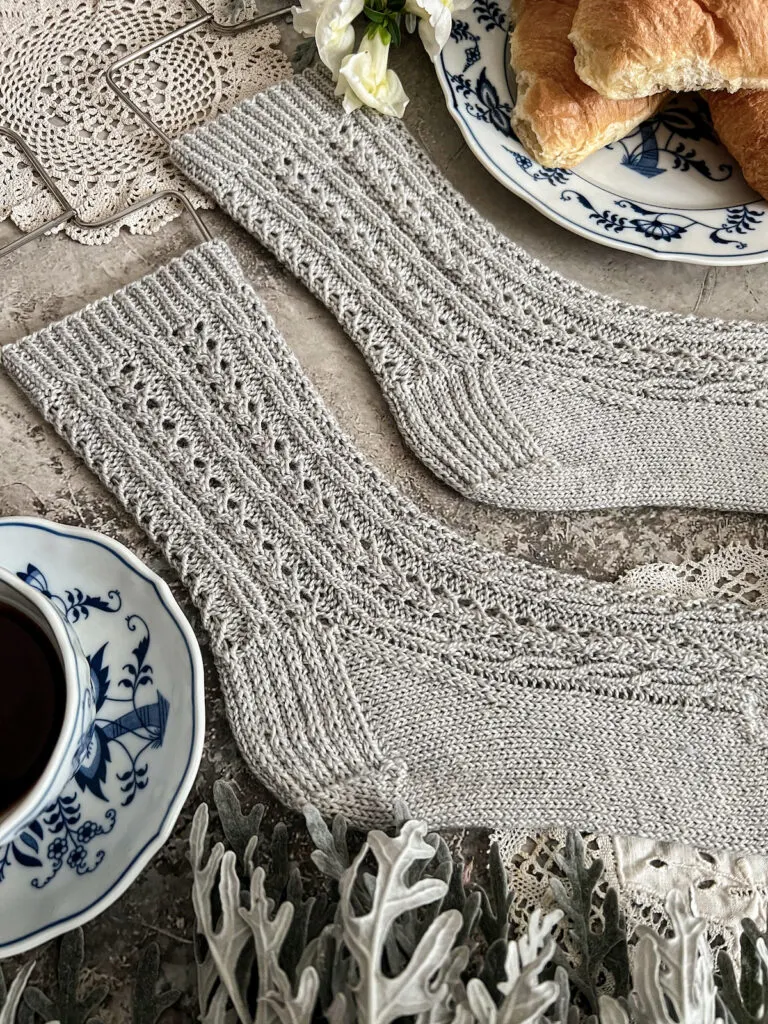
263 972 318 1024
196 940 222 1024
23 929 108 1024
191 804 253 1024
414 946 469 1024
601 890 720 1024
278 867 314 987
304 805 372 922
13 932 174 1024
214 782 265 871
550 965 581 1024
304 806 350 882
291 38 317 73
477 844 513 946
386 835 453 975
200 985 237 1024
339 821 463 1024
131 943 180 1024
637 890 717 1024
0 964 36 1024
393 800 413 828
599 995 630 1024
239 867 319 1024
466 909 562 1024
443 862 482 948
327 991 355 1024
477 939 510 1001
296 924 345 1014
550 833 630 1012
419 835 454 898
466 981 497 1023
384 925 409 978
718 921 768 1024
17 993 35 1023
451 1005 476 1024
265 823 292 905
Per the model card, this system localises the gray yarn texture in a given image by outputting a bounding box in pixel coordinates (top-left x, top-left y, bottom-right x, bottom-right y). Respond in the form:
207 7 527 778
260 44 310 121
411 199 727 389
172 69 768 513
4 238 768 852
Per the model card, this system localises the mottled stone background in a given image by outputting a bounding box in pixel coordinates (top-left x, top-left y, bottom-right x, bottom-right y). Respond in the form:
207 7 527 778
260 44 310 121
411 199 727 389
1 29 767 1022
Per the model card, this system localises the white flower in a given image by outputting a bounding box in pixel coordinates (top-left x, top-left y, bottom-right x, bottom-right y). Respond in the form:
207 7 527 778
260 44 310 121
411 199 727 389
335 32 409 117
315 0 365 78
405 0 471 59
291 0 326 36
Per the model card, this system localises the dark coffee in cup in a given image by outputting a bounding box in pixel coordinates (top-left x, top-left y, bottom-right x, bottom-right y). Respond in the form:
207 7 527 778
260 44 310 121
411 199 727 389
0 601 66 814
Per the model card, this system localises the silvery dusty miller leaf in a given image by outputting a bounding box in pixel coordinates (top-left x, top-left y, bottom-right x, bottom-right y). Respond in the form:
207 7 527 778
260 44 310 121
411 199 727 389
551 832 630 1011
339 821 463 1024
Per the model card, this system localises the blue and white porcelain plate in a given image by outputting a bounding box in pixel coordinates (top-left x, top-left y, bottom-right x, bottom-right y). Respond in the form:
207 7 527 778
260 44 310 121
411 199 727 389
436 2 768 264
0 518 204 958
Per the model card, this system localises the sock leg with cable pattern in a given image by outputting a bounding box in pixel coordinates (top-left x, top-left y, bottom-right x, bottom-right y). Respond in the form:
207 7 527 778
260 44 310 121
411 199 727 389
171 69 768 513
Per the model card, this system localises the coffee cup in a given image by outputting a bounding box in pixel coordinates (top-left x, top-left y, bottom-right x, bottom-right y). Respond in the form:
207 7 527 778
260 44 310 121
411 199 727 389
0 567 95 848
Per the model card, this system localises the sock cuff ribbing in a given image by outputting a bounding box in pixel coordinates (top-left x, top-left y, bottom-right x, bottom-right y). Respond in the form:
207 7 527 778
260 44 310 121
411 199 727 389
0 240 409 823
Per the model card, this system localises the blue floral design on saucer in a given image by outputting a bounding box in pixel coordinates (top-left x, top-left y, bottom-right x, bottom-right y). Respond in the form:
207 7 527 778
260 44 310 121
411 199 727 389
0 519 203 959
435 4 768 264
0 565 170 889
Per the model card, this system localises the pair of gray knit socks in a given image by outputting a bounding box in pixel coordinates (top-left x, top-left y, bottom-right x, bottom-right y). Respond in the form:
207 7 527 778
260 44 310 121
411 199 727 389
6 70 768 854
172 69 768 514
5 238 768 853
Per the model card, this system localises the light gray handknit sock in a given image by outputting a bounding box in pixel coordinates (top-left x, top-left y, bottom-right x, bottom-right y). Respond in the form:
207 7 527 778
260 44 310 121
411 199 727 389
171 69 768 513
4 239 768 852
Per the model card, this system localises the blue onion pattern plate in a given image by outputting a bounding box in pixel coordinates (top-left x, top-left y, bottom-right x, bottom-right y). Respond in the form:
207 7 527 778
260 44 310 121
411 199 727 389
0 519 204 957
436 2 768 264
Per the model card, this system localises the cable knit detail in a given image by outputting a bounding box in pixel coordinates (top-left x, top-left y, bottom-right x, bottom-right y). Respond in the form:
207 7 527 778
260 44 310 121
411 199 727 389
171 69 768 512
5 238 768 850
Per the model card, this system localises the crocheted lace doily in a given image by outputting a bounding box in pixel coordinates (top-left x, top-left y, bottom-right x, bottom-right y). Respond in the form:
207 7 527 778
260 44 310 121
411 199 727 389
495 544 768 963
0 0 291 244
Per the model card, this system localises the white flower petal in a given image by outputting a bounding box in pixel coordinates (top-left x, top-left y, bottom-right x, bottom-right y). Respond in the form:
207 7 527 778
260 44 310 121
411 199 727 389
418 4 452 58
335 67 365 112
336 34 409 117
342 88 365 113
405 0 455 59
291 0 326 36
315 0 364 78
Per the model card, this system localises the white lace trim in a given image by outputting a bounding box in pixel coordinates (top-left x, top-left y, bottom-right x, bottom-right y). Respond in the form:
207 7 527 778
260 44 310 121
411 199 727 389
0 0 291 244
495 544 768 964
622 542 768 608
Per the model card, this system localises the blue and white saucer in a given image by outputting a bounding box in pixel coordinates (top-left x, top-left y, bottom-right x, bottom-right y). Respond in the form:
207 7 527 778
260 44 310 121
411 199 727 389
0 518 204 957
436 1 768 264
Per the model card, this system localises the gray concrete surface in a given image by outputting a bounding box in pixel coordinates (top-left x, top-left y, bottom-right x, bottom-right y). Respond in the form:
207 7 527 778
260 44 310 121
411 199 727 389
1 37 768 1021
